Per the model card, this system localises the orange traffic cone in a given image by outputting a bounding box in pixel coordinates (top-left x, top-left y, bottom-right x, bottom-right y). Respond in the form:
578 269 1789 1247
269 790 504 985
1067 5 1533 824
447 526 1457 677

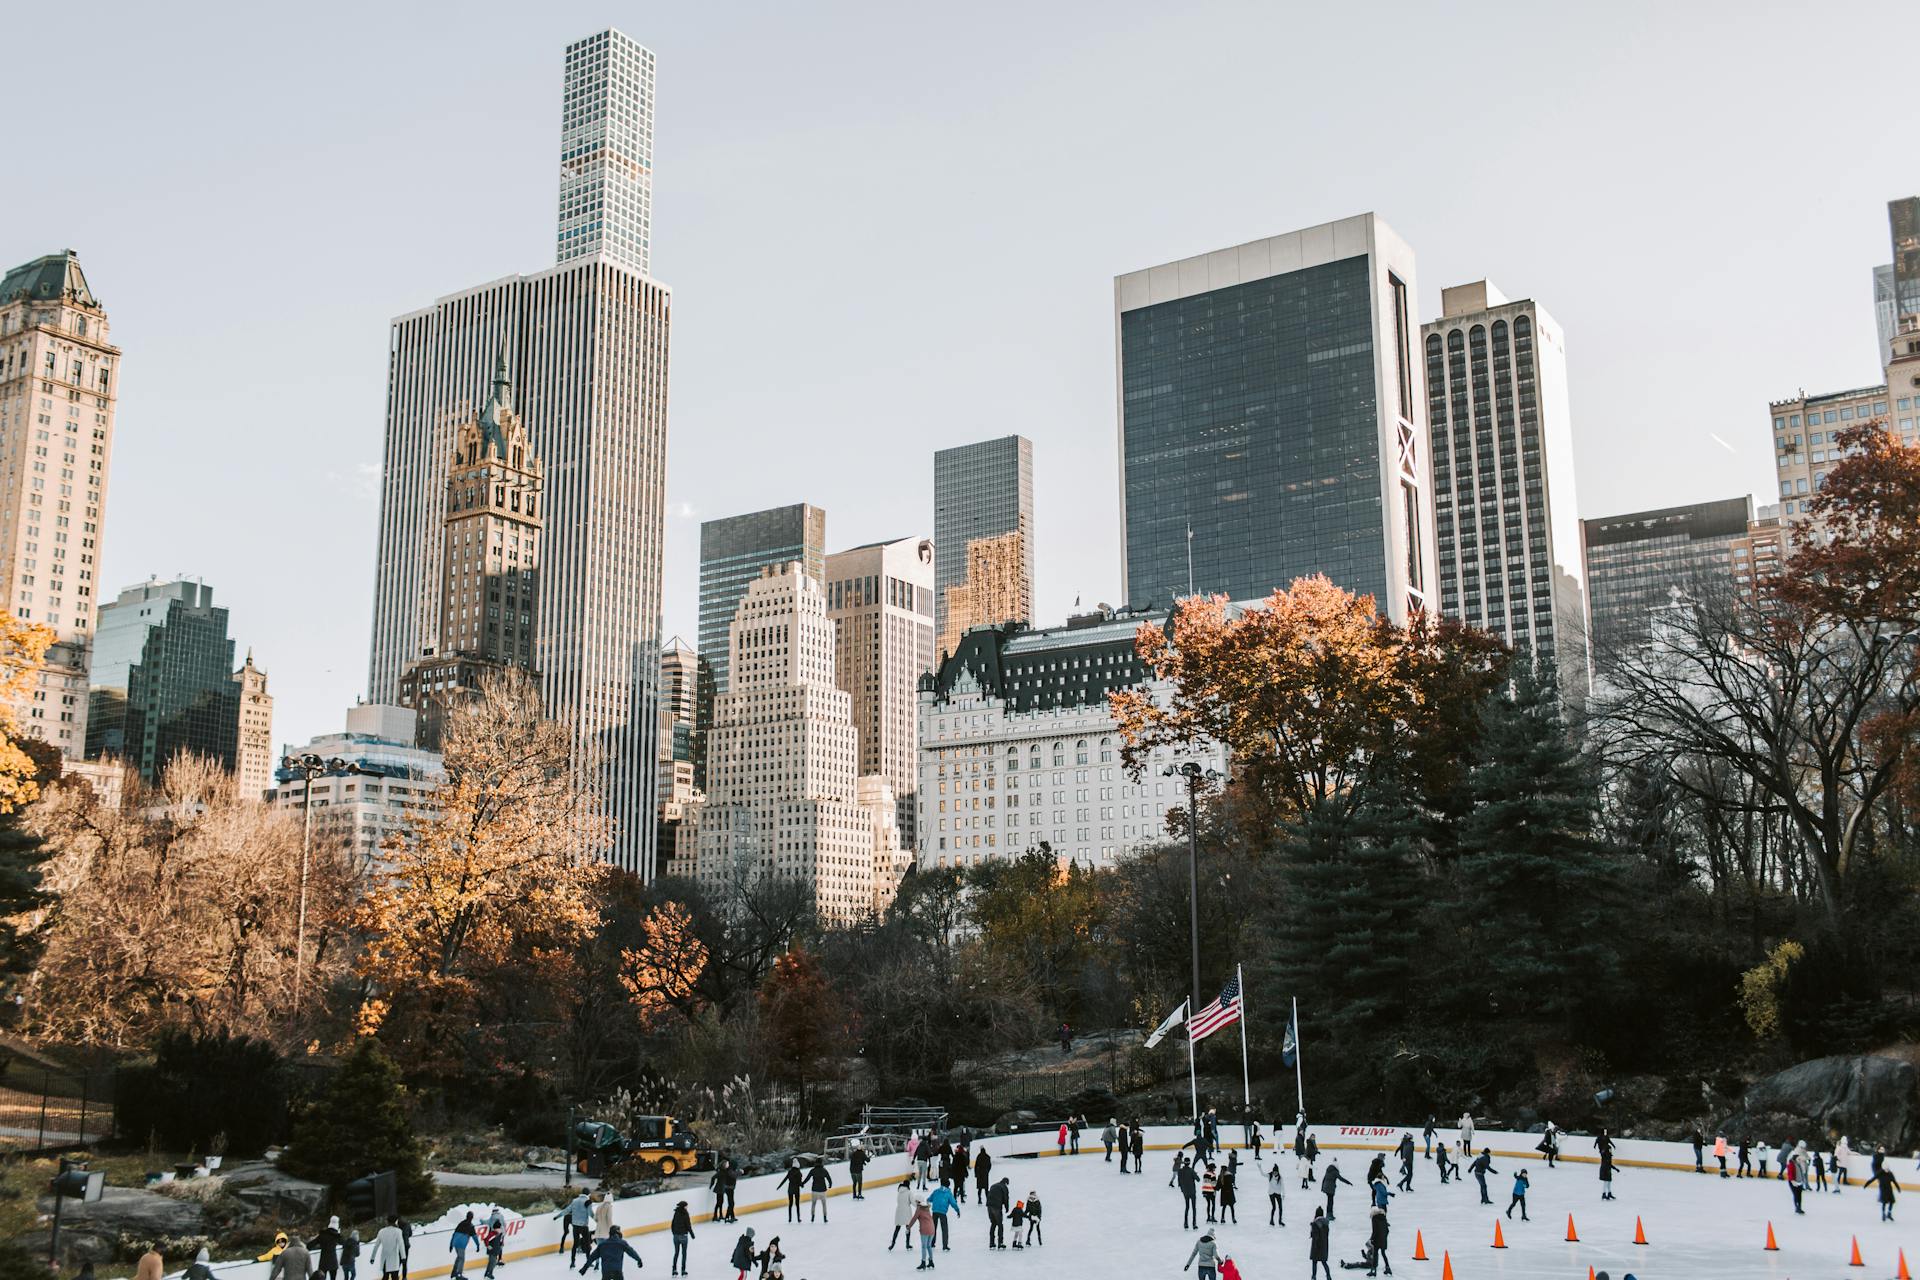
1632 1215 1649 1245
1411 1230 1428 1261
1492 1219 1507 1249
1586 1269 1595 1280
1897 1247 1912 1280
1850 1235 1865 1267
1440 1251 1455 1280
1763 1220 1778 1251
1565 1213 1579 1242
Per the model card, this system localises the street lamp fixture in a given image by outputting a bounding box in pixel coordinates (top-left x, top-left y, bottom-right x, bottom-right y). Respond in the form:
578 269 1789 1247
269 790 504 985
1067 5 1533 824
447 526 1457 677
281 752 377 1008
1162 759 1222 1063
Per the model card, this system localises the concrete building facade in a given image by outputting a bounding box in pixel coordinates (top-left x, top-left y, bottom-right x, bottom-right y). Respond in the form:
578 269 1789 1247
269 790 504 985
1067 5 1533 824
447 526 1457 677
233 651 274 801
915 606 1228 871
693 563 897 923
0 251 119 757
933 436 1033 652
1115 214 1435 621
270 704 444 871
824 536 935 846
1422 281 1590 700
1767 384 1889 525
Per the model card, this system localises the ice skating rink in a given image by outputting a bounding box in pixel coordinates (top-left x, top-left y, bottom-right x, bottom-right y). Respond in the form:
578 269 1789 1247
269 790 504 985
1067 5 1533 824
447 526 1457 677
204 1126 1918 1280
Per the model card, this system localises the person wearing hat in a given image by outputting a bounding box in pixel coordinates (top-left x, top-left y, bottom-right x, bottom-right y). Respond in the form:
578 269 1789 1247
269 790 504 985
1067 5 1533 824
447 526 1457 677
729 1227 756 1280
669 1200 694 1276
1007 1199 1027 1250
342 1233 361 1280
1308 1207 1331 1280
186 1249 215 1280
912 1196 937 1270
577 1226 638 1280
315 1216 344 1280
753 1236 783 1279
449 1212 479 1279
1184 1228 1221 1279
268 1236 311 1280
1024 1190 1042 1246
482 1212 506 1280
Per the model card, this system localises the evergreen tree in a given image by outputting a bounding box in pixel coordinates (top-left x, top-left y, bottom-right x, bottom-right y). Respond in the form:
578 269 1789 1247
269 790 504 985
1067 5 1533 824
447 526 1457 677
281 1039 433 1209
1445 674 1627 1026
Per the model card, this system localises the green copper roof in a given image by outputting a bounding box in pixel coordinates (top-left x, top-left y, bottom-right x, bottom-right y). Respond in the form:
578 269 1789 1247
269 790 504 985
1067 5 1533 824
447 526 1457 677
476 341 513 457
0 251 97 308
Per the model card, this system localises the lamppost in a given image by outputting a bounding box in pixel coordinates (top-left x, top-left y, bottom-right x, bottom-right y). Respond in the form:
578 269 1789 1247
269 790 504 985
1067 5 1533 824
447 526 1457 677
1162 759 1222 1043
281 752 375 1007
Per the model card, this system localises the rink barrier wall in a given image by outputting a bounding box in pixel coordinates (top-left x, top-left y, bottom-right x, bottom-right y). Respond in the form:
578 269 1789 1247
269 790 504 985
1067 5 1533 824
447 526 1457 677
181 1124 1729 1280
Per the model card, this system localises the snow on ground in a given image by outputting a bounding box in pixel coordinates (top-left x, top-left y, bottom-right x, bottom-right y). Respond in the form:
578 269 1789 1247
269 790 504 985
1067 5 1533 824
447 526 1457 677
207 1127 1919 1280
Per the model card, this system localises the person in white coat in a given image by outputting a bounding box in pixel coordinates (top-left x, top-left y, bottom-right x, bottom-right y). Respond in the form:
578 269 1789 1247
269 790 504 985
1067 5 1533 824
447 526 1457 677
1835 1137 1854 1189
1458 1114 1475 1157
889 1181 917 1250
371 1219 408 1280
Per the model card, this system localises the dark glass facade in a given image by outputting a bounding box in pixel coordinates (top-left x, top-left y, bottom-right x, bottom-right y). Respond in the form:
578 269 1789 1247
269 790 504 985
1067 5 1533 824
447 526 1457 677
1119 255 1386 608
1581 497 1752 663
933 435 1034 641
86 580 239 783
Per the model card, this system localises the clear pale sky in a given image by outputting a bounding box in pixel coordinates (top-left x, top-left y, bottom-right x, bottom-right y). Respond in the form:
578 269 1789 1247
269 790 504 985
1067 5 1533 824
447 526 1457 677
8 0 1908 751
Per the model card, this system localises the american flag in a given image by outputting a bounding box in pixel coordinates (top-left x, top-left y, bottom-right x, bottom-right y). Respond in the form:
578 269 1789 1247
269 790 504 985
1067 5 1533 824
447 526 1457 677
1189 972 1243 1042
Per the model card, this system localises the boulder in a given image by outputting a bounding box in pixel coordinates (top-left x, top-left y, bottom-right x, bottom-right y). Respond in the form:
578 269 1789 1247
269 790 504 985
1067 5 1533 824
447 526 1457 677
993 1110 1039 1134
36 1185 212 1236
222 1164 329 1221
1734 1055 1918 1149
18 1226 119 1268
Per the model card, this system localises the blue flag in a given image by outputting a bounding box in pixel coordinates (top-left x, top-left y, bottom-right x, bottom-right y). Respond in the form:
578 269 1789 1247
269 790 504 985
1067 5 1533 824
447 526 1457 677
1282 1004 1299 1067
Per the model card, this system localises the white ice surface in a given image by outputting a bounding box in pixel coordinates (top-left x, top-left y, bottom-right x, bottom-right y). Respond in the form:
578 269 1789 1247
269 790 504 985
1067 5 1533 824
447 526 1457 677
204 1126 1920 1280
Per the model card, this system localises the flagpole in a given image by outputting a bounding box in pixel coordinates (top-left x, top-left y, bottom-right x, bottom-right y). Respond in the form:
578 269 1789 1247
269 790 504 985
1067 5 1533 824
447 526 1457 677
1292 996 1304 1114
1236 963 1251 1112
1185 1004 1198 1122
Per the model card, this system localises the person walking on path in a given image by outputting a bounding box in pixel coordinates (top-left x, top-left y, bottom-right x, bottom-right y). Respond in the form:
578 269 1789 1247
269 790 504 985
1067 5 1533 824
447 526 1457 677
576 1228 638 1280
1024 1191 1043 1246
1219 1166 1238 1224
1470 1149 1497 1205
987 1177 1011 1248
1132 1124 1145 1173
806 1157 833 1222
728 1229 755 1280
912 1198 937 1271
1321 1157 1352 1221
849 1142 868 1200
1184 1229 1221 1280
1505 1169 1530 1221
929 1183 959 1250
1599 1143 1618 1200
1714 1134 1729 1177
668 1202 694 1277
373 1218 407 1280
1875 1165 1900 1221
1267 1161 1286 1226
449 1215 479 1280
1105 1119 1118 1162
1308 1208 1332 1280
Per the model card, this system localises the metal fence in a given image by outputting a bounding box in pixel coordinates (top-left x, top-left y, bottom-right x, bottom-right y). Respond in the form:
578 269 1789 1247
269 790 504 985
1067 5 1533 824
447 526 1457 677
0 1065 114 1152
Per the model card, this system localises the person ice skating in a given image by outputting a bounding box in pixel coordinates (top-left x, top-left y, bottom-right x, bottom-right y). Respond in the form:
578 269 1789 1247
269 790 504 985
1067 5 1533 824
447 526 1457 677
1422 1117 1436 1159
1787 1143 1808 1214
1309 1207 1332 1280
1370 1173 1392 1213
1268 1161 1286 1226
975 1145 992 1201
988 1176 1011 1248
1220 1256 1244 1280
1874 1144 1889 1180
1365 1152 1387 1189
1177 1156 1201 1229
483 1211 506 1280
1184 1229 1221 1280
1219 1166 1238 1223
1396 1135 1414 1193
1306 1133 1320 1178
1812 1145 1829 1193
669 1202 694 1276
1776 1139 1793 1181
929 1181 959 1250
1203 1161 1220 1222
890 1182 917 1251
1132 1124 1146 1172
578 1227 639 1280
1757 1141 1769 1178
558 1192 595 1264
806 1157 833 1221
1251 1122 1264 1163
781 1158 803 1222
848 1142 868 1200
343 1232 361 1280
449 1215 479 1280
1875 1165 1900 1220
752 1237 783 1280
1599 1143 1617 1200
1737 1136 1752 1178
728 1229 755 1280
952 1140 970 1201
1321 1157 1351 1220
316 1216 344 1280
913 1197 936 1270
1433 1143 1454 1186
1540 1121 1560 1169
712 1159 739 1222
1025 1191 1043 1245
1071 1114 1084 1154
186 1247 216 1280
1713 1133 1729 1177
373 1217 407 1280
1505 1168 1530 1220
1835 1136 1853 1188
1366 1204 1393 1277
1470 1148 1497 1205
270 1238 311 1280
1458 1112 1474 1156
1105 1118 1118 1162
1008 1199 1028 1249
1691 1130 1705 1173
1057 1120 1069 1158
1118 1120 1132 1172
918 1136 936 1189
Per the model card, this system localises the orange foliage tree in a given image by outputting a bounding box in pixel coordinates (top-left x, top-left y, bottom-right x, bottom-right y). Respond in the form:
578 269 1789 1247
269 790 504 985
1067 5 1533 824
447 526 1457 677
1110 576 1508 822
0 610 55 814
618 900 708 1025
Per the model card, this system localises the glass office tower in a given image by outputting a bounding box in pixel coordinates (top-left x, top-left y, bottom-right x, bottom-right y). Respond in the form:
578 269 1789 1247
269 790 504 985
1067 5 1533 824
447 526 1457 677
87 579 239 783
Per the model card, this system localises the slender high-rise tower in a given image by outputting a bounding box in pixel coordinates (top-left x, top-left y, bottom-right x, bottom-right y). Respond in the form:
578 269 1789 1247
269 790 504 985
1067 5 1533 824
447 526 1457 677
368 30 671 875
933 436 1033 657
558 30 655 276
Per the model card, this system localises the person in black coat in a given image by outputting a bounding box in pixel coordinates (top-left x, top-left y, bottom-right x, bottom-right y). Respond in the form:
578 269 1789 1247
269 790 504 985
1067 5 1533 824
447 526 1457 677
986 1177 1011 1248
975 1147 992 1200
806 1158 833 1222
1130 1125 1144 1171
728 1229 755 1278
668 1202 695 1277
781 1158 804 1222
314 1218 343 1280
849 1144 869 1200
1470 1149 1497 1205
1321 1158 1352 1220
1598 1146 1617 1200
1176 1157 1200 1229
1309 1207 1332 1280
1218 1167 1238 1224
952 1142 969 1202
1367 1207 1392 1277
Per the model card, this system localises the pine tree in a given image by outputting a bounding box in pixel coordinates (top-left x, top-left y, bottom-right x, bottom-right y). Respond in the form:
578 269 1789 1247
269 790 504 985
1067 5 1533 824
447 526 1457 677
282 1039 433 1209
1445 674 1626 1026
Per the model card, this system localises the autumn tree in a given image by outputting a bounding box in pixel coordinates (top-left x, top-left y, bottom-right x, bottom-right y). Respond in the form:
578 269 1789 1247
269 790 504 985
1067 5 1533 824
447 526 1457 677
23 756 335 1046
354 669 610 1072
0 611 55 815
619 900 708 1023
757 945 852 1114
1112 577 1508 822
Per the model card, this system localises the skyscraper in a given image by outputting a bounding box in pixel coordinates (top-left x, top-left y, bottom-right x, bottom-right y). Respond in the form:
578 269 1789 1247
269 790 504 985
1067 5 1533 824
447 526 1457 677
1765 384 1888 526
1581 497 1753 662
694 563 896 923
87 579 240 784
558 30 655 276
1876 197 1920 365
1423 281 1590 700
824 536 934 845
695 503 826 783
233 650 274 800
1114 214 1435 621
368 31 671 876
0 251 119 758
933 436 1033 654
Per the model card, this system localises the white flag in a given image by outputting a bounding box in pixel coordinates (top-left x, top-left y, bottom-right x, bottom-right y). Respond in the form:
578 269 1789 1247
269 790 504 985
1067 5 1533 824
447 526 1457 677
1144 999 1188 1049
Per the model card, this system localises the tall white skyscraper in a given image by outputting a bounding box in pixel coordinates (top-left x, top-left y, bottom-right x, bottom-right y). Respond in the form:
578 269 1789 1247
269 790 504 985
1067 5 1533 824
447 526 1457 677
558 29 655 276
369 32 671 876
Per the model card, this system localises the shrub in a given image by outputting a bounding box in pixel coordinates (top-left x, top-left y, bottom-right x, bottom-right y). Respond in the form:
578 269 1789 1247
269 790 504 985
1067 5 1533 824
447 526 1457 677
116 1031 290 1156
279 1039 433 1210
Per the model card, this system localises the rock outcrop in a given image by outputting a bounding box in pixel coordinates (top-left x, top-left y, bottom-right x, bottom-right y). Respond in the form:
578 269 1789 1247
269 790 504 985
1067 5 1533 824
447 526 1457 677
1731 1055 1917 1149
